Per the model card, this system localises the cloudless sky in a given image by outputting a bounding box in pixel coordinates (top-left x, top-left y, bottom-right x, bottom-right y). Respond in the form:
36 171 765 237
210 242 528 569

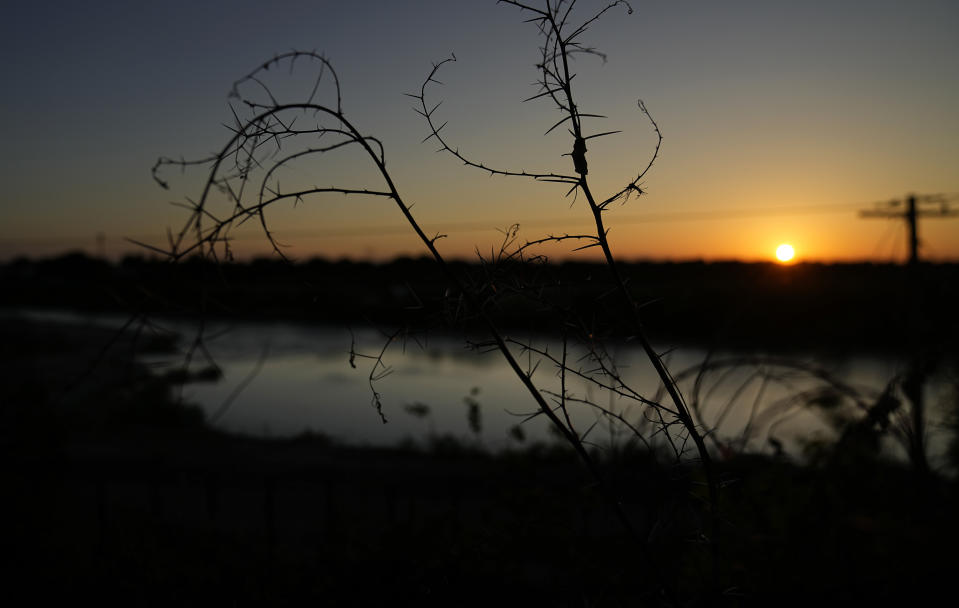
2 0 957 263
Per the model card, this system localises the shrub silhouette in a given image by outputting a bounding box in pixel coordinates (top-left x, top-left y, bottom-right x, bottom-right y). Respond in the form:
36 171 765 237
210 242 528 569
149 0 724 598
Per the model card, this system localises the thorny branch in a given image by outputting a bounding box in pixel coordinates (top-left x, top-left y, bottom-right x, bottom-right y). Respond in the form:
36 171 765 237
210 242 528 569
151 40 653 557
417 0 719 571
148 4 746 599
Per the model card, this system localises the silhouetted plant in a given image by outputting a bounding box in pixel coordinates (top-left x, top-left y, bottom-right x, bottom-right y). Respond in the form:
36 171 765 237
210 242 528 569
149 0 723 599
411 0 721 569
656 354 913 462
464 386 482 438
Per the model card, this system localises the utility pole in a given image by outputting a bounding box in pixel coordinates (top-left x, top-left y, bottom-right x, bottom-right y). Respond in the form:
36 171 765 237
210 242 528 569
860 194 958 263
860 193 959 473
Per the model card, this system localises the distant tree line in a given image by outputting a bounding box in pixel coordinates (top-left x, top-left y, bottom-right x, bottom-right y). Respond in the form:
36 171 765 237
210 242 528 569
3 252 957 354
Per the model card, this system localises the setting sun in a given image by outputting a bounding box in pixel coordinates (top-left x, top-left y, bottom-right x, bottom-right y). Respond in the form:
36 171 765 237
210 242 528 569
776 244 795 262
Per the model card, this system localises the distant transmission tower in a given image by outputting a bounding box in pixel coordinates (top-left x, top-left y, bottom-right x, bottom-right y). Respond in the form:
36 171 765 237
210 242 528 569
859 193 958 474
860 193 958 265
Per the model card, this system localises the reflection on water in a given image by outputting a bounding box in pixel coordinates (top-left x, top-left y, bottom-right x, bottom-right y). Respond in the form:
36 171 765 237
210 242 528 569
130 317 952 466
14 309 954 467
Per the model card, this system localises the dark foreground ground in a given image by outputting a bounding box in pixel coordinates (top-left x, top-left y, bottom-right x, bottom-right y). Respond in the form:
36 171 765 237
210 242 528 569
2 290 958 605
7 427 958 606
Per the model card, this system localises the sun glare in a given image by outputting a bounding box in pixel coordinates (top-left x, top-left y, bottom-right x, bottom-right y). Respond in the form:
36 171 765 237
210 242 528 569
775 243 795 263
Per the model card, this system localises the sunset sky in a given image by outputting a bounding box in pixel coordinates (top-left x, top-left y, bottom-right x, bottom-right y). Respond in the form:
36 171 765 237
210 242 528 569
2 0 957 263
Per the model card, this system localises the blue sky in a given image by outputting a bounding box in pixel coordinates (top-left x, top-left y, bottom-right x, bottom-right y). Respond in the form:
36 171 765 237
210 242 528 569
2 0 957 262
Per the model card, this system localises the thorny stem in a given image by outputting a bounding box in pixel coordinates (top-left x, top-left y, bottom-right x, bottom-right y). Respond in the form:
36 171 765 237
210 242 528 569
581 176 721 561
545 0 720 576
157 54 650 550
424 0 721 582
348 108 650 552
153 12 723 595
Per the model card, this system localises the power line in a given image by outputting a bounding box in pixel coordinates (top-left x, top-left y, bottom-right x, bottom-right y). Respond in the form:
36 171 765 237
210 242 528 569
612 201 866 224
206 200 888 239
3 196 956 244
257 198 948 238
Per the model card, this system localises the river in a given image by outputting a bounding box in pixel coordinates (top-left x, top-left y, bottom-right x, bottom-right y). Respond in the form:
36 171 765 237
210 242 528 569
16 310 958 470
